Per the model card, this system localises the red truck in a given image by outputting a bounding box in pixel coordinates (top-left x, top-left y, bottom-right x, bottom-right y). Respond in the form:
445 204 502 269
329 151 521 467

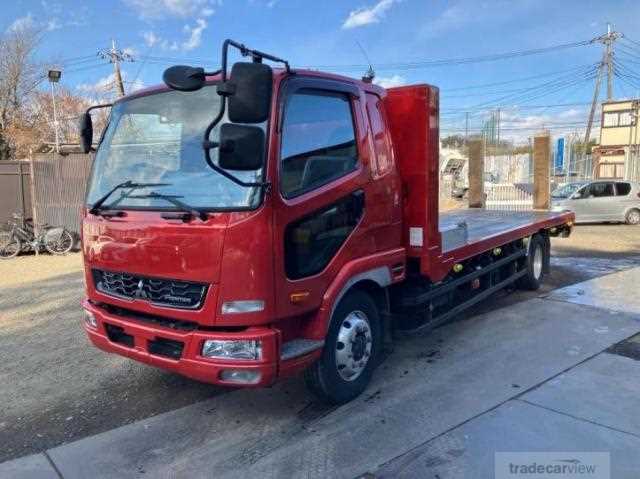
78 40 574 404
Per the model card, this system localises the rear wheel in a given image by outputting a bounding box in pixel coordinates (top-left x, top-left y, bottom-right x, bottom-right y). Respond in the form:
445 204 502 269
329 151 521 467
516 235 546 290
0 233 21 259
626 209 640 225
44 229 74 255
304 290 381 405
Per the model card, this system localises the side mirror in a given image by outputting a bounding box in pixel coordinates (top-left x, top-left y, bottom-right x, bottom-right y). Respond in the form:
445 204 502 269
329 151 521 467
227 62 273 124
79 112 93 154
163 65 206 92
218 123 265 171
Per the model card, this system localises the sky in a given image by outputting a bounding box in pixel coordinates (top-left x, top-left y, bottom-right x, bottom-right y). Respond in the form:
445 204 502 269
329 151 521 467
3 0 640 143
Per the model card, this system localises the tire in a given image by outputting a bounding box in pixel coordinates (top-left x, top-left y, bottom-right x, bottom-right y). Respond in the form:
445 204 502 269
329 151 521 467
44 229 74 255
0 233 21 259
626 209 640 225
304 290 382 405
516 235 546 291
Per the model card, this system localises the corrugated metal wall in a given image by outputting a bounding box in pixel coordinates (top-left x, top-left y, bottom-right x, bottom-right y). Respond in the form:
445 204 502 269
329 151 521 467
0 161 31 229
31 152 94 234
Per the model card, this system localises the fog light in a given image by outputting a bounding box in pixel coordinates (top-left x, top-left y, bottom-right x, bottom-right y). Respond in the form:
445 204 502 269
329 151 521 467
221 300 265 314
84 310 98 328
202 339 262 360
219 369 261 384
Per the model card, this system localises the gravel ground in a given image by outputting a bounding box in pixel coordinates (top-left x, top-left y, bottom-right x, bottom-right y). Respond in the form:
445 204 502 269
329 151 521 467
1 224 639 462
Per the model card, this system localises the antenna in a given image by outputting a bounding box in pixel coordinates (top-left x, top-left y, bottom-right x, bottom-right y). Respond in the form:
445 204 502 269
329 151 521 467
356 41 375 83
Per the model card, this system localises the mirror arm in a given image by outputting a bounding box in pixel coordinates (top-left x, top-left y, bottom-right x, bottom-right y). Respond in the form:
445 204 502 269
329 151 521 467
86 103 113 114
220 39 291 79
201 98 268 190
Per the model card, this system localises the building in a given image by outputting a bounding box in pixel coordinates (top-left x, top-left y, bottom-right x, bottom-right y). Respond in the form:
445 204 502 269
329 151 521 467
594 99 640 180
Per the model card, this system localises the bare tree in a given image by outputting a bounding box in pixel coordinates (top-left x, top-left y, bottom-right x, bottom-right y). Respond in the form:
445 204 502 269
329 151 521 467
0 22 43 159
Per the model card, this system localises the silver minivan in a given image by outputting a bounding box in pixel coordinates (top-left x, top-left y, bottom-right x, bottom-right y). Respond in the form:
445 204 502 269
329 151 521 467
551 180 640 224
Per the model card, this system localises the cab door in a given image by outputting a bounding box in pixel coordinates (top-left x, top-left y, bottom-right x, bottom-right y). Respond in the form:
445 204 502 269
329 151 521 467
271 78 374 322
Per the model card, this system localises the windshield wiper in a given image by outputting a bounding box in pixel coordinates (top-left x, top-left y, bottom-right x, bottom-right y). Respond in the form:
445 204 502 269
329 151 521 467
124 191 208 221
90 180 171 215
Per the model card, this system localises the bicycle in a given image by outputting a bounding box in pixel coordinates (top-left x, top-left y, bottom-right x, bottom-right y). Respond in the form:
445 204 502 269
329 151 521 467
0 213 74 259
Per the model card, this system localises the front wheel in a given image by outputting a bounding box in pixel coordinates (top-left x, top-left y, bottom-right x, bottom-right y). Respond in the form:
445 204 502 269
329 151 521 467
626 209 640 225
44 229 74 255
304 290 381 405
0 233 21 259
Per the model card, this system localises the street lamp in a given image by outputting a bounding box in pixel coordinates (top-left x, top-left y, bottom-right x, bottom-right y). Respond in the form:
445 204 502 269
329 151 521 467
47 69 62 152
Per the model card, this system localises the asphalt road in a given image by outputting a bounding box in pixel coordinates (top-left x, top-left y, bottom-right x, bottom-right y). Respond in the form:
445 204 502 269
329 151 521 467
0 223 639 463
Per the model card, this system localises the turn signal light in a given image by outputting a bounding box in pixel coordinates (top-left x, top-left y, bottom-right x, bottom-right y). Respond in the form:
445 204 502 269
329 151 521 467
289 291 310 304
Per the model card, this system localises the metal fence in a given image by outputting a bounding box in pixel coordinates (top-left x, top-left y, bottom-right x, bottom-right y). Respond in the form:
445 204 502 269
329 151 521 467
0 160 32 229
31 152 94 234
485 183 534 211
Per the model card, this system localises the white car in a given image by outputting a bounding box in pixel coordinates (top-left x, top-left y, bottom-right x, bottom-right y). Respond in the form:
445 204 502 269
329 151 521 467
551 180 640 224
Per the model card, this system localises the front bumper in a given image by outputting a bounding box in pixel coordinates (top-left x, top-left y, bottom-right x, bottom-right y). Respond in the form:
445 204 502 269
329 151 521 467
82 299 279 387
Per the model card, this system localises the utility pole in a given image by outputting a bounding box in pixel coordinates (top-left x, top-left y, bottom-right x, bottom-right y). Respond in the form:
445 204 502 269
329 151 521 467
464 112 469 146
98 39 133 97
496 108 501 150
585 24 623 145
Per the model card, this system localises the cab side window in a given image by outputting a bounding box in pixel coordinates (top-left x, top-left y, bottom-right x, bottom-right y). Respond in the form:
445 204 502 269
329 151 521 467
280 89 358 198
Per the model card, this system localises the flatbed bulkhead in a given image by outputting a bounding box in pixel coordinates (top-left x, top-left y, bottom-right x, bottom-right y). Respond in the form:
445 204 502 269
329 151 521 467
80 40 574 404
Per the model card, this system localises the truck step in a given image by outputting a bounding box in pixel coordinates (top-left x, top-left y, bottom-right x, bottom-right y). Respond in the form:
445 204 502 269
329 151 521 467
280 339 325 361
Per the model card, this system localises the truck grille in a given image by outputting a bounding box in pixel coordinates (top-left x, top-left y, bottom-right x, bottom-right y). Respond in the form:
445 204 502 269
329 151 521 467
92 269 208 309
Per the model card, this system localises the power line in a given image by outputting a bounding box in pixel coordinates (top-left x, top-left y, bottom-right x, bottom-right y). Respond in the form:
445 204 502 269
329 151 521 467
131 39 593 73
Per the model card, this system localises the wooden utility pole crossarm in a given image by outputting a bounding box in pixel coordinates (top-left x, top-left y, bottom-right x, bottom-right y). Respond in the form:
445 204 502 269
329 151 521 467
98 39 133 98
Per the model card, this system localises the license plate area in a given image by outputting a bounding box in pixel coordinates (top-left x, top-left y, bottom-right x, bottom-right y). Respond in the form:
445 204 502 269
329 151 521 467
148 337 185 360
105 323 135 348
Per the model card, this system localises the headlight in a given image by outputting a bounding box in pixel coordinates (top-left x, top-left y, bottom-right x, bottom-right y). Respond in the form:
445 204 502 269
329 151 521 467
221 300 265 314
202 339 262 360
84 310 98 328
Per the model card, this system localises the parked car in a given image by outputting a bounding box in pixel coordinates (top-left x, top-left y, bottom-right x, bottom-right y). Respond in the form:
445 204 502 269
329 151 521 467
551 180 640 224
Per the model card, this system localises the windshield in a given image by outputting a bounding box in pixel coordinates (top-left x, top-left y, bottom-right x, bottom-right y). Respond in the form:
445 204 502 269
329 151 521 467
551 182 586 199
86 85 264 211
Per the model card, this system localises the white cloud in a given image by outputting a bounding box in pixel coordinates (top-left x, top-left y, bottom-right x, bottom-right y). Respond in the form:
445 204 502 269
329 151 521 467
7 13 36 32
123 46 138 57
7 11 85 34
77 71 145 98
77 73 120 95
45 18 62 31
142 31 160 47
123 0 219 19
493 107 591 143
342 0 399 29
142 16 207 52
422 4 471 38
181 18 207 51
374 74 406 88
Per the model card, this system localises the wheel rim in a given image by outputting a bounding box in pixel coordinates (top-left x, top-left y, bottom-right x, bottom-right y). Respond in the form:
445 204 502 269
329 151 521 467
47 231 73 253
335 310 373 382
0 237 20 258
532 244 543 279
629 211 640 224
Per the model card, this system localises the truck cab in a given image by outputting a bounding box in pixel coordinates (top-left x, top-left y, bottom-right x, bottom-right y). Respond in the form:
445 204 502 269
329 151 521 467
81 42 410 403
